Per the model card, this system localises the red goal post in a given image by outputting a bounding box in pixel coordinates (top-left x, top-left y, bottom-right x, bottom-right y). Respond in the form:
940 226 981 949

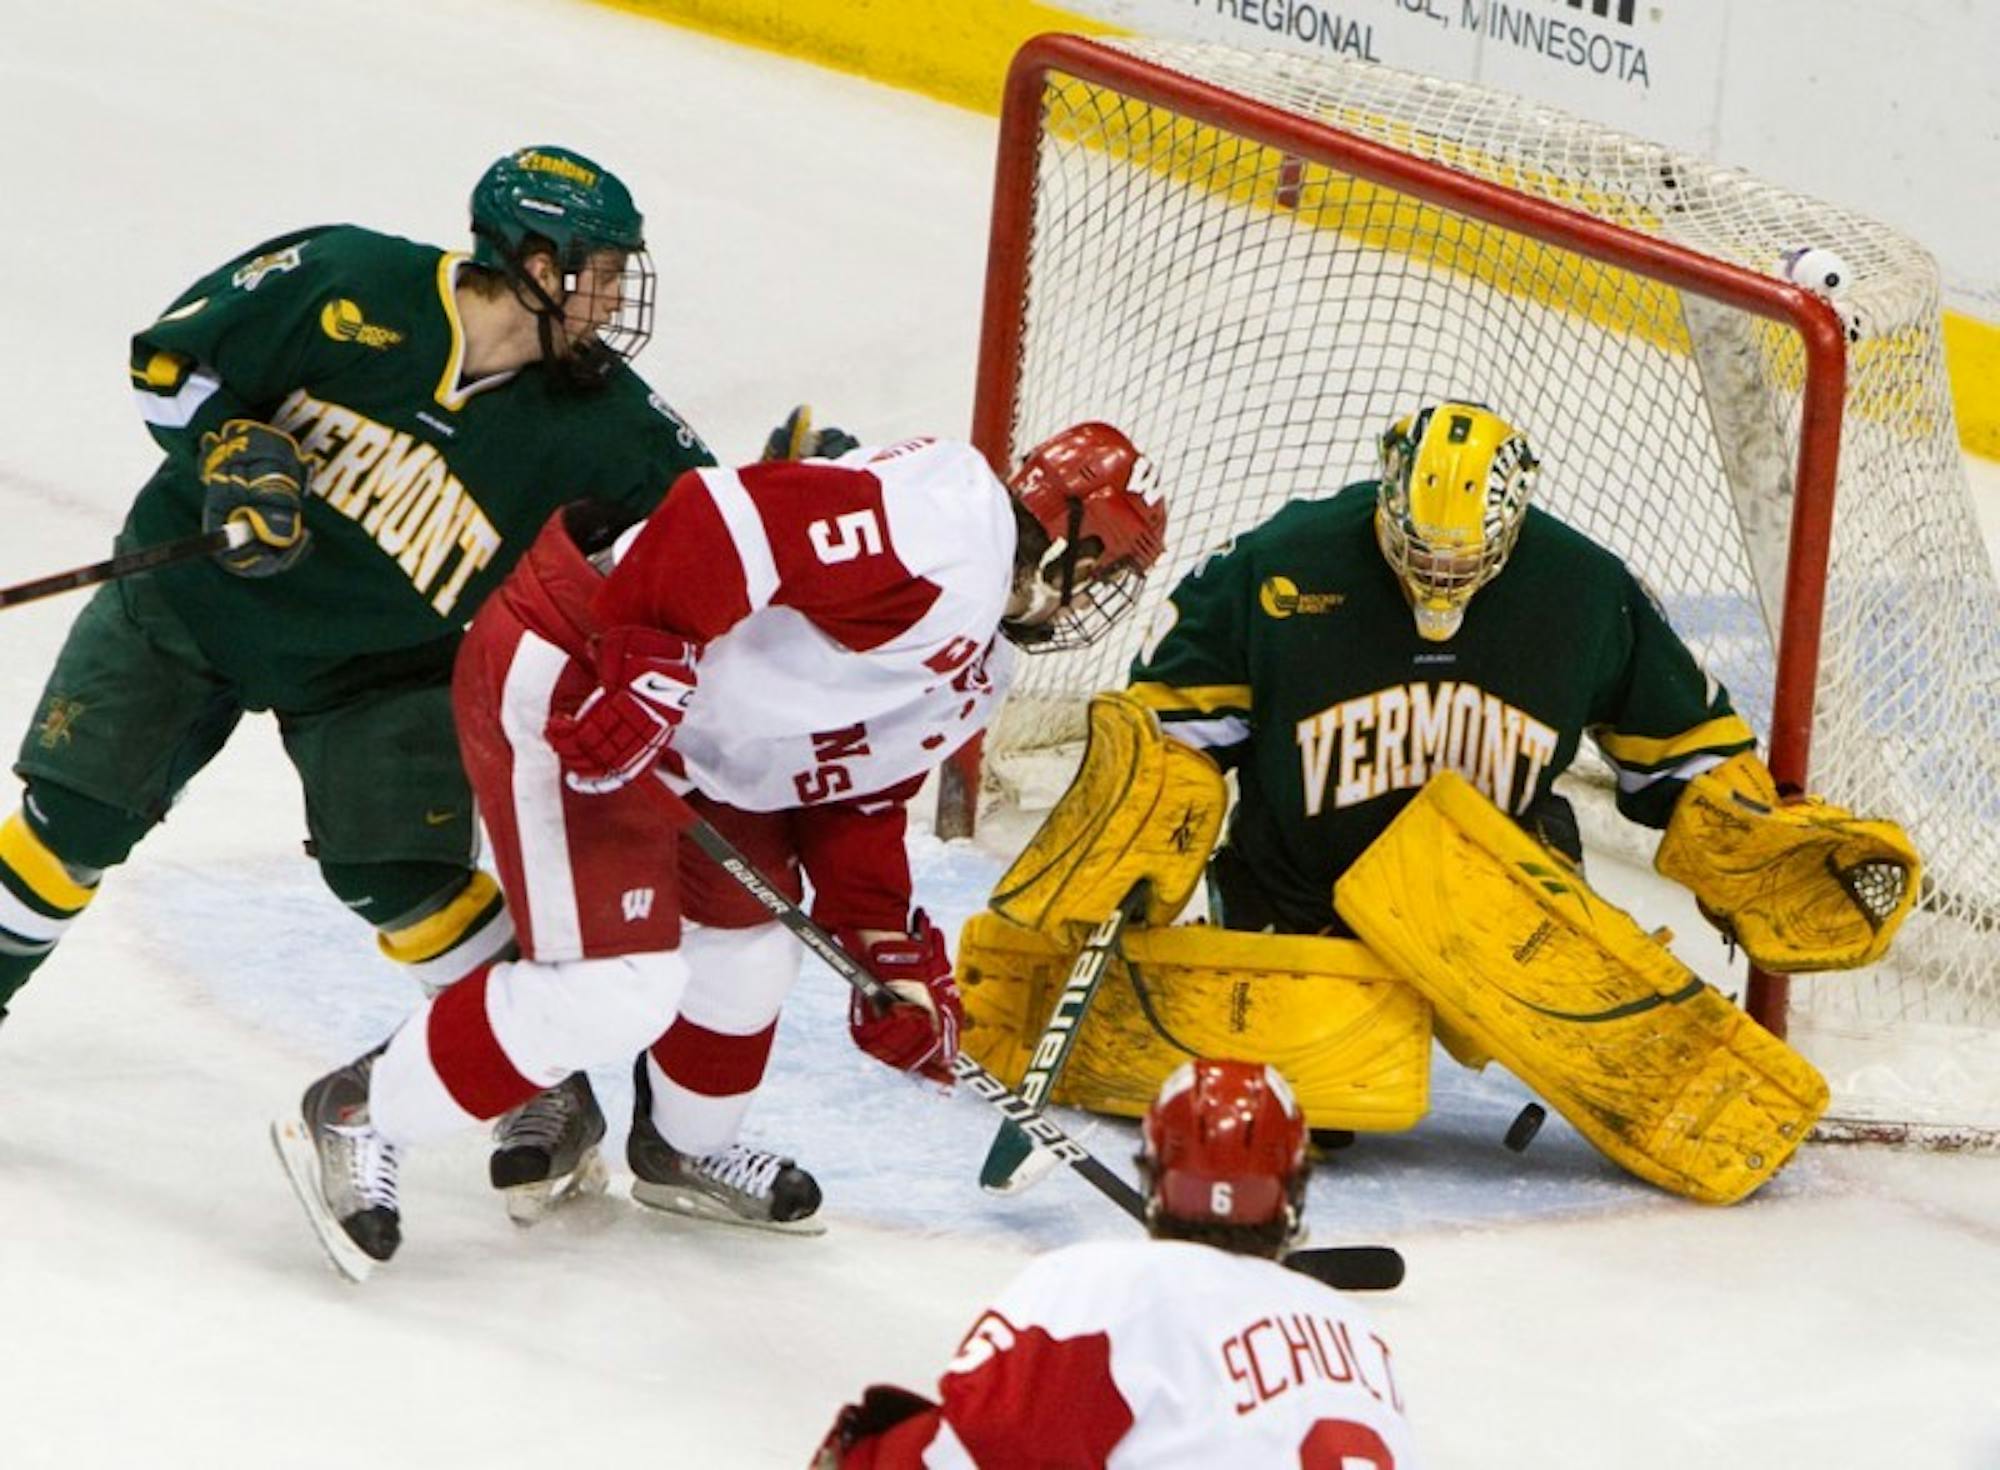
942 34 2000 1143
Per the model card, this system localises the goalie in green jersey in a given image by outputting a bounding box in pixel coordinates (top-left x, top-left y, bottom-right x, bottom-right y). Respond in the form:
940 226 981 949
0 148 713 1106
959 401 1921 1204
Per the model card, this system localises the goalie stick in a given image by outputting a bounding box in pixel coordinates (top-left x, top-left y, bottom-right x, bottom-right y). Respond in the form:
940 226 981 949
643 777 1405 1293
978 881 1150 1195
0 522 251 610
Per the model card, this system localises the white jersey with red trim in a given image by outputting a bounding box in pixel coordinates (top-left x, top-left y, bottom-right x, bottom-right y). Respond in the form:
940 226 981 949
893 1239 1420 1469
594 438 1017 812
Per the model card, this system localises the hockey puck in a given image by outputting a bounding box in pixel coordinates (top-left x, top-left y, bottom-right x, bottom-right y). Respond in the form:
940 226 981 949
1504 1103 1547 1153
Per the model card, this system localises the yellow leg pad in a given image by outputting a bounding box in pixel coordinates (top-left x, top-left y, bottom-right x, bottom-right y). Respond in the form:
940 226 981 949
958 912 1431 1132
1334 772 1827 1204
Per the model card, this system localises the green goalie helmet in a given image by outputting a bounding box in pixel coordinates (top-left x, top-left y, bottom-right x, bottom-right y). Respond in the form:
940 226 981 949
469 146 644 270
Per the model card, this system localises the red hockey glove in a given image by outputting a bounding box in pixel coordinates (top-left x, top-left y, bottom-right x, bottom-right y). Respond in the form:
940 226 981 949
840 911 963 1084
545 626 699 794
811 1384 939 1469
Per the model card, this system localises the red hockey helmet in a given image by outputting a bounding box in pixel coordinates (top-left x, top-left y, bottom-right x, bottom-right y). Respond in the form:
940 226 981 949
1003 422 1167 653
1141 1059 1309 1241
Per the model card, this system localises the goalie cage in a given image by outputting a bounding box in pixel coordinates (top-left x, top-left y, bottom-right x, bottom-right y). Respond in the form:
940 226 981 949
939 34 2000 1147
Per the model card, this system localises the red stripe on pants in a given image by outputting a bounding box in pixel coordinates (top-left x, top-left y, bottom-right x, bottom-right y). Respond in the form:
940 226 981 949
651 1016 778 1098
428 966 540 1120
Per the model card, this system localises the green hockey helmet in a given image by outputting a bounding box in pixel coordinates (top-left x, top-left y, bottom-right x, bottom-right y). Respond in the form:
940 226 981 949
470 146 644 270
468 146 655 384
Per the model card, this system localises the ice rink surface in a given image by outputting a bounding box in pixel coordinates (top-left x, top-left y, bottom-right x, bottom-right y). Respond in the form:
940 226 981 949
1 1 1997 1465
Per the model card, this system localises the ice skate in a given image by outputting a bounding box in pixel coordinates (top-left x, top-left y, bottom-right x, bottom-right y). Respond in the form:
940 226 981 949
271 1049 402 1282
627 1062 824 1235
489 1071 610 1225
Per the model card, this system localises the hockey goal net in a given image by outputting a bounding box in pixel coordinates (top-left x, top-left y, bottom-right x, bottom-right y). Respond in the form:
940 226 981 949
951 34 2000 1144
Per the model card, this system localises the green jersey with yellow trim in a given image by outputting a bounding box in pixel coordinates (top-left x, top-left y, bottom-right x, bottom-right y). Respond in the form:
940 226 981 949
124 224 712 709
1128 482 1755 934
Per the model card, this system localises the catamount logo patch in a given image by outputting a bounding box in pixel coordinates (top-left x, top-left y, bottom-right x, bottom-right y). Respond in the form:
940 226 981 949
232 245 304 291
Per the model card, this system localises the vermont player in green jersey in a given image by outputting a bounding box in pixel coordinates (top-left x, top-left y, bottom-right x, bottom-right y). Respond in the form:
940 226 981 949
0 146 713 1042
1130 401 1757 936
959 401 1917 1203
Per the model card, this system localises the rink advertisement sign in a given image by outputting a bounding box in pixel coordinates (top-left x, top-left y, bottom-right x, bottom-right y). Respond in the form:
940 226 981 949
1079 0 1728 135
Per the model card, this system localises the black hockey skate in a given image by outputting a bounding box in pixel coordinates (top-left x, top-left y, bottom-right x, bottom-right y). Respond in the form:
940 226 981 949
627 1058 824 1235
490 1071 610 1225
271 1048 402 1282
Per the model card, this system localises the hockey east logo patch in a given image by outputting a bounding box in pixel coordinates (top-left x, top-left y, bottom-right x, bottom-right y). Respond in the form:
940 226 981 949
1258 575 1345 618
319 298 405 349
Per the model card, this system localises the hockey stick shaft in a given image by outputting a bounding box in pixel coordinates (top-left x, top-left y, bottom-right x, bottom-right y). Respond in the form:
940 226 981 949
978 882 1148 1193
0 522 250 610
647 778 1403 1291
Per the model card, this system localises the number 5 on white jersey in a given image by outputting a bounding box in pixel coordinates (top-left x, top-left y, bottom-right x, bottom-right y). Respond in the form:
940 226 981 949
809 508 884 564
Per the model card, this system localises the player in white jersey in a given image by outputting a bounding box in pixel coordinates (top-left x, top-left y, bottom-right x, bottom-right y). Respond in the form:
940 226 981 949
272 425 1168 1275
814 1057 1421 1468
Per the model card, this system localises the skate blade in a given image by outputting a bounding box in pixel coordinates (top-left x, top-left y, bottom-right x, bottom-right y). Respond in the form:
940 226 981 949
630 1180 828 1237
269 1117 376 1284
502 1145 611 1227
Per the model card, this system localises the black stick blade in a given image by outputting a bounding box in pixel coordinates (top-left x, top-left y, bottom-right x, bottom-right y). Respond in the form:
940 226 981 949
1283 1244 1405 1292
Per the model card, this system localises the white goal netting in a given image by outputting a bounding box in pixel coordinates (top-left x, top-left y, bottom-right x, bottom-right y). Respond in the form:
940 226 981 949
976 36 2000 1140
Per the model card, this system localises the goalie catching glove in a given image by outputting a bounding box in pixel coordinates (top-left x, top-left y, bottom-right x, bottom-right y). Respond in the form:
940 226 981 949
842 911 964 1083
545 626 699 794
199 418 313 578
1655 752 1921 971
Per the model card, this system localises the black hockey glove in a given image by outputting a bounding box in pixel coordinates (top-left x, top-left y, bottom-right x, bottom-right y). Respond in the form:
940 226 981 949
198 418 313 578
762 403 859 462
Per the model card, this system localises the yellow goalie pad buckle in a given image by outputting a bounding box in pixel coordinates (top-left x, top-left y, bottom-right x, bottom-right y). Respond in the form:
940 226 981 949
958 913 1431 1132
1655 752 1922 972
1335 772 1828 1205
988 691 1227 934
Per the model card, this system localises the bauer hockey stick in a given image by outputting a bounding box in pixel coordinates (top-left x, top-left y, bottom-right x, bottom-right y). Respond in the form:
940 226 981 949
977 881 1150 1195
644 777 1405 1293
0 522 251 610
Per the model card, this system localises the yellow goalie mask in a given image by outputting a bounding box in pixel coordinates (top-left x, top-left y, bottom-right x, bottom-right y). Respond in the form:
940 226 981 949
1375 401 1539 641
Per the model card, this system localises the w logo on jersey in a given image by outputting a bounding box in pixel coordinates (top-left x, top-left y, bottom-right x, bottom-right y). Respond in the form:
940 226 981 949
621 888 655 922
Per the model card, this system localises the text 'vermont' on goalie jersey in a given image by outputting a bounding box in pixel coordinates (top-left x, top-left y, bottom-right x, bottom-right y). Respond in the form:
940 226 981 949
594 439 1018 812
1127 485 1756 928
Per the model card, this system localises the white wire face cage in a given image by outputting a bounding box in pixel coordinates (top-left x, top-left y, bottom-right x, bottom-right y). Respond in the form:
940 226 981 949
1008 557 1151 655
568 247 656 368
